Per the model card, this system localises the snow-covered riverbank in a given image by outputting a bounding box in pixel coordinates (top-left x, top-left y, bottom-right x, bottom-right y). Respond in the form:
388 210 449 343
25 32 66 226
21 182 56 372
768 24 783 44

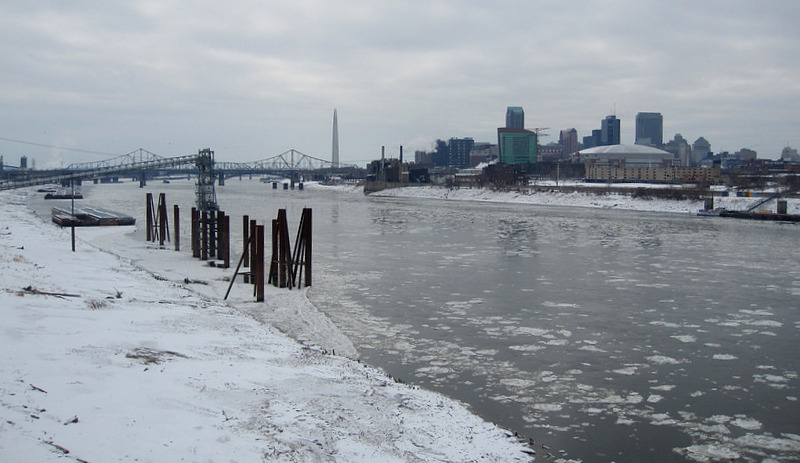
360 183 800 216
0 187 533 462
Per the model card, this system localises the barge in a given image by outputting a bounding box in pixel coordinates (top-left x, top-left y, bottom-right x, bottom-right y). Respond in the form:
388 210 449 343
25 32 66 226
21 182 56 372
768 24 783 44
52 207 136 227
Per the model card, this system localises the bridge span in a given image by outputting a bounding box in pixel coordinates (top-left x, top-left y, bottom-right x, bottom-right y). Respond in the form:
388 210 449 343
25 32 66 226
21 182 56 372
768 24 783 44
0 147 365 191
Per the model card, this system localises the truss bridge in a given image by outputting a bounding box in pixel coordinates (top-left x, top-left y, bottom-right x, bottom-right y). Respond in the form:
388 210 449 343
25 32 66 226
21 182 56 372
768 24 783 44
1 148 361 189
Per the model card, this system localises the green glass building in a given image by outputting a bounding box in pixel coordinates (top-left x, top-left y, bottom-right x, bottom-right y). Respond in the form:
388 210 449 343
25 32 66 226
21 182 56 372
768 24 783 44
498 128 538 164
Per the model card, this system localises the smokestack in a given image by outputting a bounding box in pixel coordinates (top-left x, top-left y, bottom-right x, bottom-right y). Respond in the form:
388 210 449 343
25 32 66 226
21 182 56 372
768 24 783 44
400 145 403 163
381 146 385 161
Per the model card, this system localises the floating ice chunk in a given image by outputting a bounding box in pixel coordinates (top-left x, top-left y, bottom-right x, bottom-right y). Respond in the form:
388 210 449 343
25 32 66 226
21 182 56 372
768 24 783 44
708 414 732 424
541 301 581 308
544 339 568 346
533 403 563 412
579 345 607 353
748 319 783 328
713 354 738 360
731 417 762 430
734 432 800 452
679 444 741 461
650 320 682 329
508 344 545 353
650 413 677 425
500 378 536 389
613 366 638 376
646 355 682 365
647 394 664 403
671 334 696 343
651 384 676 391
515 327 551 337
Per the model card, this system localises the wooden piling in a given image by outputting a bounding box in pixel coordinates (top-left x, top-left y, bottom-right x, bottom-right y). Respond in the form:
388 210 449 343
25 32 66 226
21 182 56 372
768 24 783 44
269 218 278 286
225 215 231 268
218 212 230 268
242 215 250 268
146 193 154 242
201 211 208 260
174 205 180 251
158 193 169 247
291 208 312 287
249 219 257 284
191 207 200 258
276 209 292 289
255 224 265 302
208 210 217 258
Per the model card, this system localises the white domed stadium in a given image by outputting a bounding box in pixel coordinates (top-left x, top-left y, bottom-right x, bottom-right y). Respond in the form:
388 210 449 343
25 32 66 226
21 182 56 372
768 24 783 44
578 144 674 166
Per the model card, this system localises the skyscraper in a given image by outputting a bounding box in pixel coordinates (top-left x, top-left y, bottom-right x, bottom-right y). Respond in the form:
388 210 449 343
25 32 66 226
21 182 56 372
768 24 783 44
560 128 578 157
506 107 525 129
635 112 663 148
692 137 711 165
498 128 537 164
331 109 339 168
601 115 620 146
448 138 474 168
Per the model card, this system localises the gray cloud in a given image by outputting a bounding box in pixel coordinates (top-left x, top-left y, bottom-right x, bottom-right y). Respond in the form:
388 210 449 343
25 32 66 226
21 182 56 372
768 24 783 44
1 0 798 167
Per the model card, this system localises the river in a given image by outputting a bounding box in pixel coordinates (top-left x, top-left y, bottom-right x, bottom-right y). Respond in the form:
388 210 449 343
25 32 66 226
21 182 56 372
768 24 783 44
33 178 800 462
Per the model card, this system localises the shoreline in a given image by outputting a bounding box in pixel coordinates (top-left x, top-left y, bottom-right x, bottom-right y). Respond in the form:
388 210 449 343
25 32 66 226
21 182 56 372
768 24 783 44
345 182 800 217
0 187 534 462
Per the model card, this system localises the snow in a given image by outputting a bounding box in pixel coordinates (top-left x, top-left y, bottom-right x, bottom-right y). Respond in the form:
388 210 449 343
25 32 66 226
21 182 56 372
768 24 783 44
348 182 800 216
0 188 533 462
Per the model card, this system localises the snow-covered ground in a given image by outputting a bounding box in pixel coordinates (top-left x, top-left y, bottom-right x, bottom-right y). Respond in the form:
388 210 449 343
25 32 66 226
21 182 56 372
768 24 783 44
358 182 800 216
0 187 533 462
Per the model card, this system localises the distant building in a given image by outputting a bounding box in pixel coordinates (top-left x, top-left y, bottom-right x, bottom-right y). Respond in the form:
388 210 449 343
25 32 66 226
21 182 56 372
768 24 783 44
601 115 621 146
415 150 433 166
578 144 674 167
692 137 711 164
560 128 579 157
579 144 721 183
448 138 474 168
664 134 691 166
736 148 757 162
781 146 799 162
497 128 538 165
583 130 601 149
469 142 498 167
20 156 28 170
539 143 564 162
586 164 721 184
635 112 663 147
505 107 525 129
434 139 449 167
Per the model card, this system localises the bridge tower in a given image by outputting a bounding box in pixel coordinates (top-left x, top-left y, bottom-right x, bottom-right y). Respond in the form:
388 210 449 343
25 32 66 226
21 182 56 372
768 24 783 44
195 148 219 212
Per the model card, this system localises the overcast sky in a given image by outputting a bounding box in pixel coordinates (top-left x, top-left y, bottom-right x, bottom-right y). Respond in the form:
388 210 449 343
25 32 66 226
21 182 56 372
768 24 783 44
1 0 799 167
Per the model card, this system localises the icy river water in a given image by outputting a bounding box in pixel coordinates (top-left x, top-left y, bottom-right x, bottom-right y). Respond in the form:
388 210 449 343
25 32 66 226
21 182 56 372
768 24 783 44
36 179 800 462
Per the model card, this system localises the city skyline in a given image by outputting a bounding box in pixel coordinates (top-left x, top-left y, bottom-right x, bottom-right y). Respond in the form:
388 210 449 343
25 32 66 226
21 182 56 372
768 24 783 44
0 1 798 167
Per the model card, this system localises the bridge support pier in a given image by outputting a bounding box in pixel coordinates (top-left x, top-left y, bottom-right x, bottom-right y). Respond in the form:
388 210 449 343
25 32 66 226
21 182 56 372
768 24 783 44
219 172 225 186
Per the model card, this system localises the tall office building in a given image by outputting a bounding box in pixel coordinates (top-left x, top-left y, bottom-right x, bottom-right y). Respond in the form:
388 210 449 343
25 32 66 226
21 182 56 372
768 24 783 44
498 128 537 164
560 128 578 157
601 115 620 146
506 107 525 129
635 112 663 148
331 109 340 168
448 138 474 168
583 130 601 149
692 137 711 165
